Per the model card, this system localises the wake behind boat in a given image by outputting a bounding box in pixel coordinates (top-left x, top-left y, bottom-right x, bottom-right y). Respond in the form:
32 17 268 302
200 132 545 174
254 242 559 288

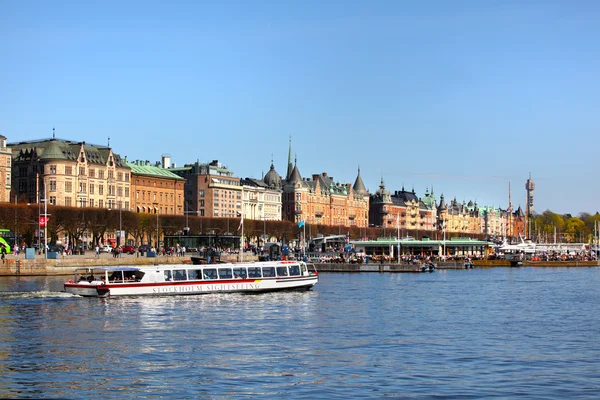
64 260 318 298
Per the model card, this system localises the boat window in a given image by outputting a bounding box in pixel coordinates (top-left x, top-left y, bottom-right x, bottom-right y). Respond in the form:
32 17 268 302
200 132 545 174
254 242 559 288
174 269 187 281
109 271 123 282
218 268 233 279
248 267 262 278
262 267 275 277
133 271 144 281
203 268 217 280
124 272 137 281
233 268 247 279
188 269 202 280
289 264 300 276
164 270 172 281
301 264 307 275
276 266 289 277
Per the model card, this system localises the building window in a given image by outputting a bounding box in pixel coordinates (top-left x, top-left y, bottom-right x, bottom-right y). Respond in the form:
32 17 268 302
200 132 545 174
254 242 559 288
200 209 204 216
125 201 129 210
125 188 129 197
49 196 56 205
117 187 123 197
199 200 204 207
65 182 72 193
117 172 123 181
65 197 72 207
99 185 104 195
89 199 94 207
99 170 104 179
125 173 129 182
99 200 103 208
65 166 72 175
89 184 94 194
199 190 204 197
79 167 85 176
89 169 95 178
49 180 57 191
49 165 57 174
108 170 114 179
79 182 86 193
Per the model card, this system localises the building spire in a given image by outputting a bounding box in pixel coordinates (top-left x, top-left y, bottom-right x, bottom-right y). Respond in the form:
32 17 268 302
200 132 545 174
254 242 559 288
286 136 293 180
52 127 56 139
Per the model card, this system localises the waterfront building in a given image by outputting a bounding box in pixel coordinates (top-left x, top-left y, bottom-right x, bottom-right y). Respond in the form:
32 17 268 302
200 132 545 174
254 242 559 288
128 159 185 215
9 137 131 208
0 135 11 203
240 160 282 221
282 161 369 228
438 197 480 235
479 205 507 238
369 179 436 234
170 160 241 218
511 206 526 238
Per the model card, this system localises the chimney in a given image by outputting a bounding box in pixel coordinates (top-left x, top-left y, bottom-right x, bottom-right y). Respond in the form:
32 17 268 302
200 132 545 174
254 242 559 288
161 154 171 169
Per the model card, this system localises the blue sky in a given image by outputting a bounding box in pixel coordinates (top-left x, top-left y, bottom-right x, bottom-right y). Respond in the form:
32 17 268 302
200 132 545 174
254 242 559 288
1 1 599 215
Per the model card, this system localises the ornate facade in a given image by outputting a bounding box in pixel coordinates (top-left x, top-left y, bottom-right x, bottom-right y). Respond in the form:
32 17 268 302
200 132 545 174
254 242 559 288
9 138 130 209
282 162 369 228
369 180 437 233
240 161 283 221
0 135 11 203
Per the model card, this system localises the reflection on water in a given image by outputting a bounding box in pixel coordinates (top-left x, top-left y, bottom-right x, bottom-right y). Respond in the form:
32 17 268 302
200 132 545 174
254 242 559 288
0 268 599 398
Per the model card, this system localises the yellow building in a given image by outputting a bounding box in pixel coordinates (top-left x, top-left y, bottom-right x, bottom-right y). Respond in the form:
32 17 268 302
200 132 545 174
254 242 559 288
9 138 131 209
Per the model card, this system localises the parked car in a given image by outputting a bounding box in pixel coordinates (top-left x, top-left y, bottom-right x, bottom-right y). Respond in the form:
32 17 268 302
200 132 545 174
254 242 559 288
101 245 113 253
122 245 136 254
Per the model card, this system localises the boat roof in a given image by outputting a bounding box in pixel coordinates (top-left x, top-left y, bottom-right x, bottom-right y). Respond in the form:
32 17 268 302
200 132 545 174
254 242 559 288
75 266 141 272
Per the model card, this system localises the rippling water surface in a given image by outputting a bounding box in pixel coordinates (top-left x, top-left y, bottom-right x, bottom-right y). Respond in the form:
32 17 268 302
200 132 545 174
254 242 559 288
1 267 600 398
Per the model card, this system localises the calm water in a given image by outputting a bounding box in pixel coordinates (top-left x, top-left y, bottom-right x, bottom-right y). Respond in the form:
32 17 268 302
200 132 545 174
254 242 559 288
1 267 600 398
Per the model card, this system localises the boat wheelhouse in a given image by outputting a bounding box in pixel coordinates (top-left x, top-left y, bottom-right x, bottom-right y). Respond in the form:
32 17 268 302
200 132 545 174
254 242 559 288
64 261 318 298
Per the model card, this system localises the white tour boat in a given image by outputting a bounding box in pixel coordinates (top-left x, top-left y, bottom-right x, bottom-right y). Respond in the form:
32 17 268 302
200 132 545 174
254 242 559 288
64 260 319 298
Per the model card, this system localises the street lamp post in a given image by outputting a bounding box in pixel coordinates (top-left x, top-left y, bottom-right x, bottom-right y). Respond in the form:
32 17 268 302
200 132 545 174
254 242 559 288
118 199 122 247
154 203 159 250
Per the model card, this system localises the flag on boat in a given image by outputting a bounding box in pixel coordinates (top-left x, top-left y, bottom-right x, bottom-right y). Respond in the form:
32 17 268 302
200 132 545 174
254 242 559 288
298 220 305 228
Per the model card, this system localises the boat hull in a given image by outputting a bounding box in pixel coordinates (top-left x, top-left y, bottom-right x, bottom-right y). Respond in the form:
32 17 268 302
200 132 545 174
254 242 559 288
65 276 318 297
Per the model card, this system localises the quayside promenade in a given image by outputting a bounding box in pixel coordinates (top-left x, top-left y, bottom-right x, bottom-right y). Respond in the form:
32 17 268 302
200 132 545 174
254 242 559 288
0 252 597 276
314 259 599 273
0 252 246 276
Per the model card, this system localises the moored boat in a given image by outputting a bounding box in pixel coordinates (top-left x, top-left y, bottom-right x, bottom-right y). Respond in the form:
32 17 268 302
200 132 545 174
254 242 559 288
64 260 318 297
420 262 436 272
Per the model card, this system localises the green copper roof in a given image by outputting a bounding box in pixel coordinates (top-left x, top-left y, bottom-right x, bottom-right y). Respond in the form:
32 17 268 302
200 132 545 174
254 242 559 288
128 161 185 180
